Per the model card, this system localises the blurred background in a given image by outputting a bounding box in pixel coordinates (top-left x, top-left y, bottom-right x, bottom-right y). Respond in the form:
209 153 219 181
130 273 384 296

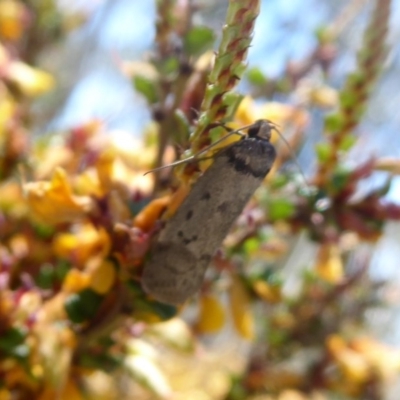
1 0 400 399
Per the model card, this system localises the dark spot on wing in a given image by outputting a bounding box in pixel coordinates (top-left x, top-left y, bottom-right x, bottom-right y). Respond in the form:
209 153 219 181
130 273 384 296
183 235 198 245
223 138 277 178
201 191 211 200
217 201 229 213
186 210 193 220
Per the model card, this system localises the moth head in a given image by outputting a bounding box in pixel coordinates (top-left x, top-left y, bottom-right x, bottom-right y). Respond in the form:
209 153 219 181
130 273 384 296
248 119 278 141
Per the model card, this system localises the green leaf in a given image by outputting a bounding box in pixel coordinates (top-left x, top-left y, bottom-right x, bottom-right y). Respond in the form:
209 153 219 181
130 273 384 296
315 143 331 163
159 57 179 75
339 134 357 152
339 89 358 109
269 174 290 189
260 269 282 286
127 279 146 297
222 92 244 119
208 126 228 146
65 289 103 323
55 259 71 282
346 71 365 87
246 67 267 86
0 327 27 352
183 26 215 56
243 237 261 255
79 353 121 372
331 168 350 191
133 76 158 104
171 110 191 145
36 263 55 289
267 198 295 221
33 223 54 239
324 113 344 133
65 294 86 323
147 301 178 320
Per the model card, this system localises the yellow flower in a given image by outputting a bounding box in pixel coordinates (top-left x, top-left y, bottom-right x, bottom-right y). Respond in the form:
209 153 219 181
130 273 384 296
53 224 110 266
95 148 154 196
25 168 94 224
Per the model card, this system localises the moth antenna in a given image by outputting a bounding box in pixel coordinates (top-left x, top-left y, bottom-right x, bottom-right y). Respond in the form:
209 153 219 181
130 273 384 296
144 125 245 176
143 156 196 175
272 125 312 193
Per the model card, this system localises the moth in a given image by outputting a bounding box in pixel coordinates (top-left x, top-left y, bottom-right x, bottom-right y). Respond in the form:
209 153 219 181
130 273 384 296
141 120 277 305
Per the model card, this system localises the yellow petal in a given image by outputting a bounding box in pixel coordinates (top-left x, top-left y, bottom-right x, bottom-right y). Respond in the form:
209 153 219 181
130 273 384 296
228 276 254 340
164 185 190 218
7 61 55 96
252 280 282 303
0 181 26 217
196 294 226 334
315 242 343 283
0 96 15 137
74 168 103 197
38 379 84 400
351 337 400 380
88 259 116 295
62 269 91 293
25 168 93 224
0 388 12 400
33 146 74 179
234 96 256 126
95 149 115 192
0 0 26 40
327 335 369 383
133 196 170 232
60 379 84 400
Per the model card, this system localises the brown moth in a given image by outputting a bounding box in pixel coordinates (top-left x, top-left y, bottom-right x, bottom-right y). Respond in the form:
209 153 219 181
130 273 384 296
141 120 277 305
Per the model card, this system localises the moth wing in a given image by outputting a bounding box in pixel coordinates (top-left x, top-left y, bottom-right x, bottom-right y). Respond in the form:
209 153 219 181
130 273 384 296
141 242 205 305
